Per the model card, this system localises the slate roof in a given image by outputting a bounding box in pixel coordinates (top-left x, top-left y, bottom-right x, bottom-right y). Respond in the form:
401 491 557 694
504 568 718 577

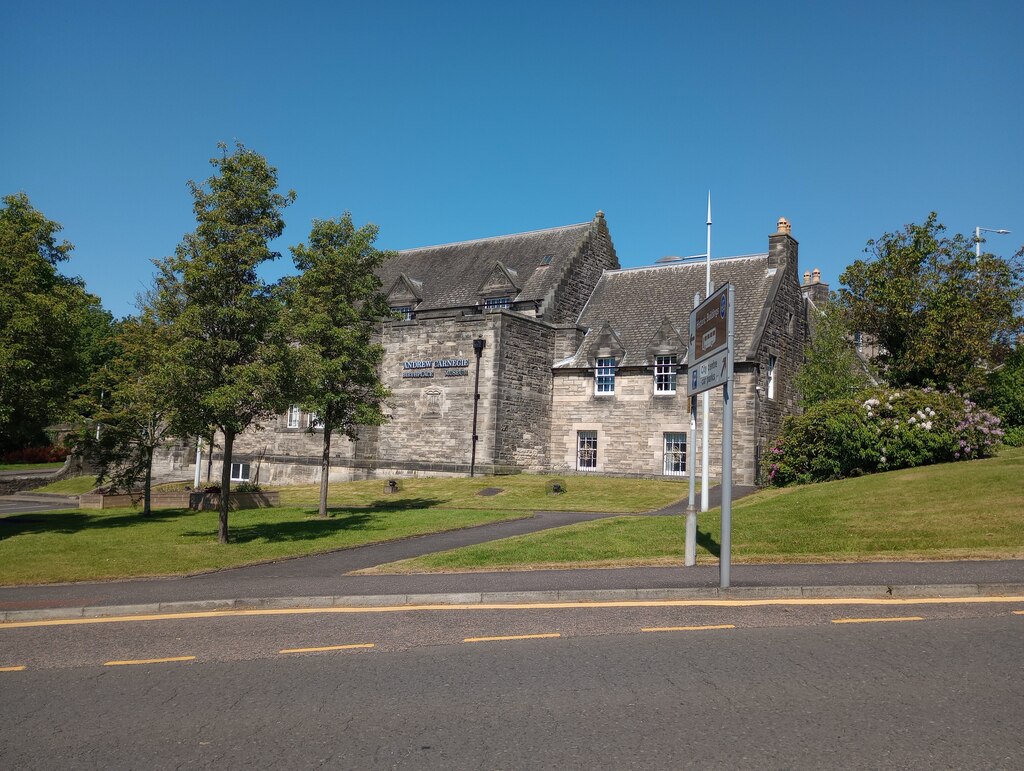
556 254 778 368
378 221 595 313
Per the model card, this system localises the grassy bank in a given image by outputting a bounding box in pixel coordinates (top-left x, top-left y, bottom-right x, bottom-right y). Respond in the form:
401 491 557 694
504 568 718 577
270 473 687 513
0 462 64 471
31 476 98 495
0 505 528 585
374 448 1024 572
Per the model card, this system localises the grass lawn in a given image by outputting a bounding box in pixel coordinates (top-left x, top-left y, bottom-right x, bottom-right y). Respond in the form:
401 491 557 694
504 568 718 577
0 505 529 585
266 473 687 513
0 462 64 471
31 476 99 495
373 448 1024 573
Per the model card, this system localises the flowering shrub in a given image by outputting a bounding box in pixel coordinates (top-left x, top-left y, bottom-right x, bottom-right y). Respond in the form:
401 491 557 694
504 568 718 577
1 445 70 464
765 387 1003 486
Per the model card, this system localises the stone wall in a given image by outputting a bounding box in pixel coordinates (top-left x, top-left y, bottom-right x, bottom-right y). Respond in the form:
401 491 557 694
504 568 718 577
549 365 759 485
751 231 807 476
493 312 556 470
374 314 499 473
544 214 619 324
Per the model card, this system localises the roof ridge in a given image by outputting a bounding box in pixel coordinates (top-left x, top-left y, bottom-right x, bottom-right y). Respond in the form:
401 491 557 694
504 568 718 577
606 253 769 275
396 221 592 254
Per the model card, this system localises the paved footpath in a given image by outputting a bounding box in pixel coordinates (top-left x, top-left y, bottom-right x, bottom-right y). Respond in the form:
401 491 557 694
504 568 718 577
2 485 1023 619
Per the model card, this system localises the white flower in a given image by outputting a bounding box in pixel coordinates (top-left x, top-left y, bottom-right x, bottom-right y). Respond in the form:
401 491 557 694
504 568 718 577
908 417 916 424
880 455 887 464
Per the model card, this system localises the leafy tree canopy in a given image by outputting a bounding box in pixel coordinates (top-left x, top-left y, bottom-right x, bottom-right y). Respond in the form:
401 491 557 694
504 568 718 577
283 213 394 517
838 213 1023 393
0 193 113 451
153 143 295 541
795 303 872 407
77 313 176 515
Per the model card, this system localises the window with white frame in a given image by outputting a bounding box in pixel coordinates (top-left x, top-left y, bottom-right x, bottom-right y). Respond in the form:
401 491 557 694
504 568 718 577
654 355 677 394
767 354 777 400
595 357 616 394
230 462 251 482
391 306 414 320
577 431 597 470
483 296 512 311
663 433 686 475
287 405 301 428
308 412 322 429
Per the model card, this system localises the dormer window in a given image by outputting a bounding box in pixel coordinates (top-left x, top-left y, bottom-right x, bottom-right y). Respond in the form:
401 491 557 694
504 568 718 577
483 296 512 311
595 357 616 394
391 306 414 320
654 355 677 394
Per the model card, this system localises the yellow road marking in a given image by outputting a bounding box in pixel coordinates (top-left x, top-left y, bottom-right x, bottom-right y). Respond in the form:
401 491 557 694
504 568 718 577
104 656 196 666
642 624 735 632
279 643 374 654
3 596 1024 630
832 616 924 624
0 665 27 672
464 633 561 643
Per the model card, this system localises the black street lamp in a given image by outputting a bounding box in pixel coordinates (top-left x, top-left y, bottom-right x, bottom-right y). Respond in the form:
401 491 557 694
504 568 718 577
470 338 486 477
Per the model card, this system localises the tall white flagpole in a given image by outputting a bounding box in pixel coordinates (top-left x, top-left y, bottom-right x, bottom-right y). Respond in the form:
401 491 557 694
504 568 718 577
701 192 711 512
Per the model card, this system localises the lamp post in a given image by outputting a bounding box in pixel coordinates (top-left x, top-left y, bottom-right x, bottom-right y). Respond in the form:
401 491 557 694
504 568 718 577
975 226 1011 257
469 338 486 477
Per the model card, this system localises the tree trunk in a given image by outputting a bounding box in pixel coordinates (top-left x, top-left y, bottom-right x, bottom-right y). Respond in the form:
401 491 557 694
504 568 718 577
219 429 234 544
143 445 153 517
318 418 332 519
206 431 214 482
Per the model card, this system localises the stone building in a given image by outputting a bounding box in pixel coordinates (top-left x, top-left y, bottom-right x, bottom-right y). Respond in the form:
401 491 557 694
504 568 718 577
197 213 809 487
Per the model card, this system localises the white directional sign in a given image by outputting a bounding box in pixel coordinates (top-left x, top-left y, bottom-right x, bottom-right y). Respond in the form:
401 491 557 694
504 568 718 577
689 349 729 395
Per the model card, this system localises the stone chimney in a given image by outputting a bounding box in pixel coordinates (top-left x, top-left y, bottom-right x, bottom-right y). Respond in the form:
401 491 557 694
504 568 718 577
768 216 798 271
801 266 830 305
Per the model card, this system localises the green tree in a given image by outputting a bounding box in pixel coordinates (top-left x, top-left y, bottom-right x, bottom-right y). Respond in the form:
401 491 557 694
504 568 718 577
0 193 112 451
153 143 295 543
984 345 1024 428
838 214 1024 393
795 304 872 407
284 214 393 518
78 314 176 515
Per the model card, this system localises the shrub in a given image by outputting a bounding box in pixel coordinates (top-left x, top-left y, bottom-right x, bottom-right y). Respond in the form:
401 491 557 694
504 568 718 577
1 445 70 464
1003 426 1024 447
234 482 263 493
765 387 1003 485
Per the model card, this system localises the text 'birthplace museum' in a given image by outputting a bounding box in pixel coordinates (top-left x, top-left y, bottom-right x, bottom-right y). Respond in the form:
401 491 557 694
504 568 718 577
177 213 829 487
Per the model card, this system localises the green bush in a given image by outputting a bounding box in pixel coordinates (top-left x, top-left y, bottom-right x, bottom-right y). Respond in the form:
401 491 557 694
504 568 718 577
765 387 1004 485
1003 426 1024 447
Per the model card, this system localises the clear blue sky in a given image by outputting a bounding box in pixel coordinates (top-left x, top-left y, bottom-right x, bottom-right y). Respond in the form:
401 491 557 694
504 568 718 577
3 0 1022 318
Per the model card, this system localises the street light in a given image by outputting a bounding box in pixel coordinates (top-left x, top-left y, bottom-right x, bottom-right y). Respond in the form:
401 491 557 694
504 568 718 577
975 226 1011 257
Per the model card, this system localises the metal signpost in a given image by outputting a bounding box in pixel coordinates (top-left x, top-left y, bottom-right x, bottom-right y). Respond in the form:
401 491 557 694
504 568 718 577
685 282 735 588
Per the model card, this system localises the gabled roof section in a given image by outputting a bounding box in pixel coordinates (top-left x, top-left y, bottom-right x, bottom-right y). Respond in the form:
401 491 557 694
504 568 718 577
646 317 687 359
385 273 424 304
477 261 521 295
377 219 596 312
555 254 774 368
578 321 625 366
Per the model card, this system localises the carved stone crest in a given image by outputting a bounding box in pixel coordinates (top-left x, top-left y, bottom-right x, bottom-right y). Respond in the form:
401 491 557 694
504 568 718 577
418 386 448 419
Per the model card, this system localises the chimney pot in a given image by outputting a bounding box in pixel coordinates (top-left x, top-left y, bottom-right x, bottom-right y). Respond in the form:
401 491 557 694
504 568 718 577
812 268 821 284
776 217 792 235
803 270 811 285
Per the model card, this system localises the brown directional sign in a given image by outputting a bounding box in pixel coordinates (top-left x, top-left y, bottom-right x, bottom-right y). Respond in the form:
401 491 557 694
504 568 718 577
688 284 730 365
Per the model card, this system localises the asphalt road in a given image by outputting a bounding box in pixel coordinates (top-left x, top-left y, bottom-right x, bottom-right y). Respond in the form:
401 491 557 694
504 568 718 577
3 598 1023 768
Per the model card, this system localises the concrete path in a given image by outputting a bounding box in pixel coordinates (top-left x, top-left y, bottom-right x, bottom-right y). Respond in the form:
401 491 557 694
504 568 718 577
0 493 78 515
